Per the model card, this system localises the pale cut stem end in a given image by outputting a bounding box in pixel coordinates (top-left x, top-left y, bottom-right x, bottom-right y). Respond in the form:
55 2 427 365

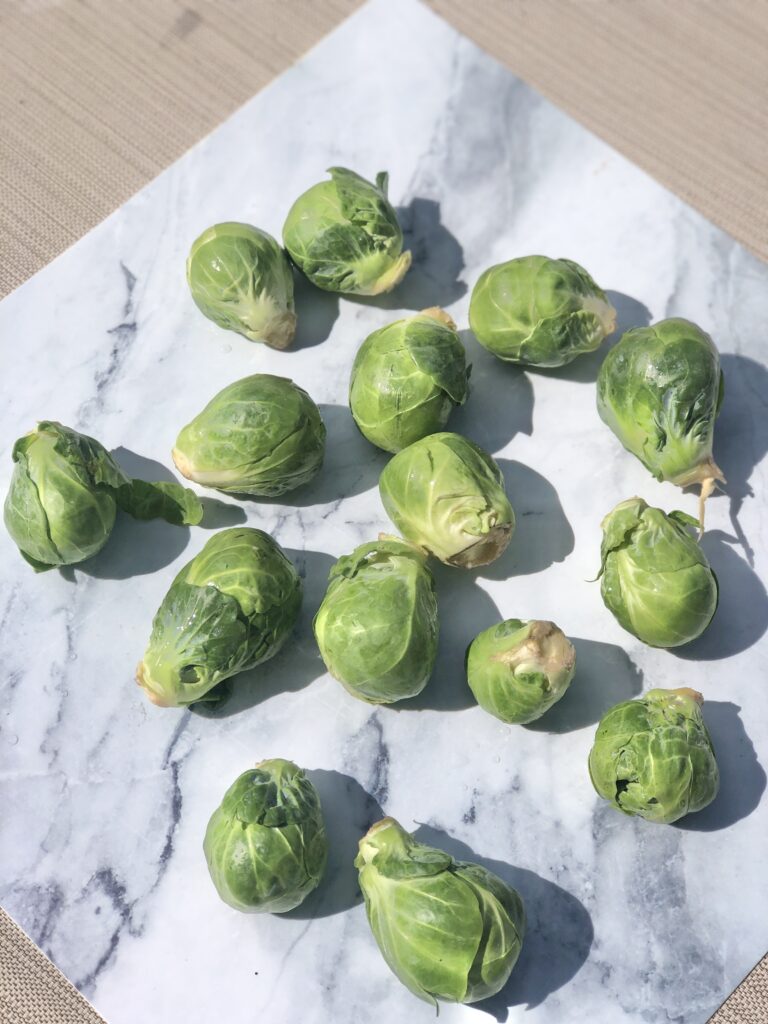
449 523 513 569
419 307 457 330
670 687 704 706
171 447 193 482
136 661 171 707
258 311 297 350
366 250 412 296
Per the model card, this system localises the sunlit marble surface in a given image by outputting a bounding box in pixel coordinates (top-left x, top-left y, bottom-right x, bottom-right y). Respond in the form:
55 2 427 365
1 1 767 1022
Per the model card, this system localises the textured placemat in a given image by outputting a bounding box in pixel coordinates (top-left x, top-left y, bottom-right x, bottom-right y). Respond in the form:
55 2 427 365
0 2 766 1022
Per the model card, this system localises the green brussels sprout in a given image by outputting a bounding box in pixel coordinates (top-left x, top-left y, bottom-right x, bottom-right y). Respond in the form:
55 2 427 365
186 223 296 349
355 817 525 1005
597 497 718 648
349 307 470 453
204 759 327 912
313 538 438 703
588 687 719 824
469 255 616 367
172 374 326 497
379 432 514 568
282 167 411 295
3 420 202 572
136 527 301 707
596 318 724 523
467 618 575 724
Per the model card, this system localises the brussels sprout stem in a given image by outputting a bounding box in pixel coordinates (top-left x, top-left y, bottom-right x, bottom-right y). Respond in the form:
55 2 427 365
366 251 412 295
669 456 724 532
419 307 457 330
450 524 513 569
254 311 297 350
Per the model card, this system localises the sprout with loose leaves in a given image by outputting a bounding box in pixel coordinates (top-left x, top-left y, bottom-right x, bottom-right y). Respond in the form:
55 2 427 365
378 432 514 568
588 688 719 823
283 167 411 295
3 421 202 572
204 759 327 912
186 223 296 349
596 317 725 524
173 374 326 497
467 619 575 724
313 537 438 703
469 255 616 367
349 307 470 453
597 497 718 648
355 817 525 1005
136 528 301 707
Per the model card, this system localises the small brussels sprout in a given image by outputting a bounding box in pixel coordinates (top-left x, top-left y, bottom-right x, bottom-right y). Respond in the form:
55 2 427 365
588 688 719 824
467 619 575 724
172 374 326 497
379 432 514 568
313 538 438 703
186 223 296 349
204 759 327 912
282 167 411 295
596 318 724 523
597 497 718 648
137 527 301 707
469 255 616 367
356 817 525 1005
3 420 202 572
349 308 470 453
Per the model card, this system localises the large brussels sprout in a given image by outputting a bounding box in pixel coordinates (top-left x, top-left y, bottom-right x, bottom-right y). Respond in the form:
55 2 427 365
469 255 616 367
349 308 470 453
282 167 411 295
204 759 327 912
186 223 296 349
136 527 301 707
4 420 202 572
379 432 514 568
467 618 575 724
313 538 438 703
356 817 525 1005
172 374 326 497
588 688 719 824
597 497 717 648
596 318 724 522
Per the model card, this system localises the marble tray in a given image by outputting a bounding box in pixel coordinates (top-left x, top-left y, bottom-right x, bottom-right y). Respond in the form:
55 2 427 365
1 1 766 1021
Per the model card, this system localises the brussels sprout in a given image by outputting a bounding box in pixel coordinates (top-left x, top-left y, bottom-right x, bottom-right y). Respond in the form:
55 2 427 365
356 817 525 1005
3 420 202 572
282 167 411 295
204 759 327 912
172 374 326 497
596 318 724 523
467 618 575 724
597 497 717 648
349 308 470 453
379 432 514 568
136 527 301 707
313 538 438 703
186 223 296 349
588 687 719 824
469 255 616 367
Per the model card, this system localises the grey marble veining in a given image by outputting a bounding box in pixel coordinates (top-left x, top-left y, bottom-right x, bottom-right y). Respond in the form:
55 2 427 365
1 1 767 1021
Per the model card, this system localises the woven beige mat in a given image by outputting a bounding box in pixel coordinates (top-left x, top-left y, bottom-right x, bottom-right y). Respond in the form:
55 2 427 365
0 2 766 1022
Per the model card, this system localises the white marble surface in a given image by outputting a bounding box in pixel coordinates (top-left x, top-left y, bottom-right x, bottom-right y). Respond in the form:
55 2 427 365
1 1 767 1021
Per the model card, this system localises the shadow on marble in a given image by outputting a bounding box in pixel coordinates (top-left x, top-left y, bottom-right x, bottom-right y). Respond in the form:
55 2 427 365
189 547 334 719
452 334 535 451
673 530 768 661
73 447 193 579
282 769 383 920
534 290 652 385
676 701 766 832
228 404 387 509
343 197 466 311
291 268 340 350
712 353 768 568
411 825 594 1017
404 567 501 712
196 497 247 529
525 639 643 734
473 459 574 580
